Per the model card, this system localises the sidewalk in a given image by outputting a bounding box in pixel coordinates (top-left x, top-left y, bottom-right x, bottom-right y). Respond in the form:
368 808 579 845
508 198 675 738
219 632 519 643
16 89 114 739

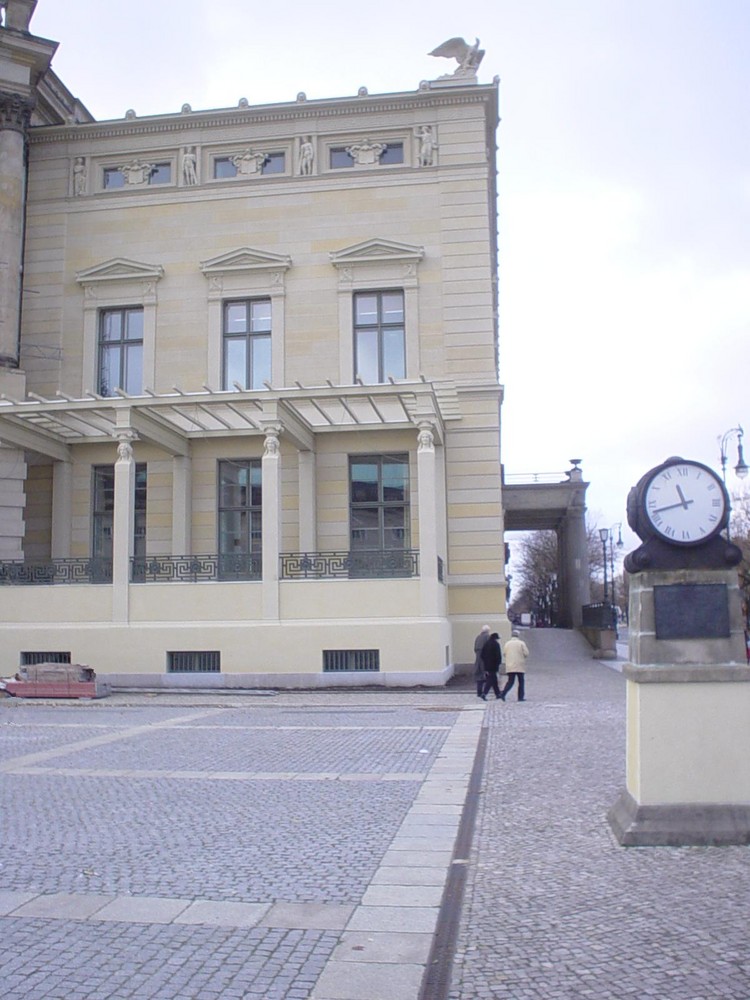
449 628 750 999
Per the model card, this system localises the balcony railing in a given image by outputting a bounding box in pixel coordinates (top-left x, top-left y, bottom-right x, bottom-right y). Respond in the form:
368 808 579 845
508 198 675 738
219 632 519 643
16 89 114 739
131 554 262 582
280 550 419 579
0 558 112 585
0 550 423 585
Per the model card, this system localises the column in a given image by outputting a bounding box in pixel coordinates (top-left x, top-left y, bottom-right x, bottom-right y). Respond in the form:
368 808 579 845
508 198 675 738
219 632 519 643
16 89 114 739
112 432 137 622
261 425 281 619
0 91 33 368
417 421 439 615
171 455 192 556
559 504 591 628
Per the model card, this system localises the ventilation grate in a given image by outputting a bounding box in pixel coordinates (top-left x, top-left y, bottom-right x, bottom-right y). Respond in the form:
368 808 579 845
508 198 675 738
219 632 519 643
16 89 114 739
167 650 221 673
21 651 72 665
323 649 380 673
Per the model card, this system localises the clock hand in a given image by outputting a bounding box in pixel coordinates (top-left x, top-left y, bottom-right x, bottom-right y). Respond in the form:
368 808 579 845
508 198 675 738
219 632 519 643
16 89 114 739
652 499 695 514
675 484 690 508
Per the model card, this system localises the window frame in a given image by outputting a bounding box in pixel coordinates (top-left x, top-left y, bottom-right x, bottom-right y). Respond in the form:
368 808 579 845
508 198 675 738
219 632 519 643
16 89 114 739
97 306 144 397
221 297 273 391
349 453 410 552
217 458 262 580
352 289 405 384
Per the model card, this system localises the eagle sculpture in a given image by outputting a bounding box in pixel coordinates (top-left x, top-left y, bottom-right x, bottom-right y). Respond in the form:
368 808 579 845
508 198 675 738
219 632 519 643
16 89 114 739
428 37 485 77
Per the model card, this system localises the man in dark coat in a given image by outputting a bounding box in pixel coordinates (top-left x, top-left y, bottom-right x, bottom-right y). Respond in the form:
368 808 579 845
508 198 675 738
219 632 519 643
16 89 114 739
472 624 491 697
480 632 503 700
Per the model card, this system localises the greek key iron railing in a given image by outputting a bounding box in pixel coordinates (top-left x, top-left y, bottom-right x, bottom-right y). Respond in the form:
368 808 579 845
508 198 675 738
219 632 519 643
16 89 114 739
0 558 113 585
280 550 419 579
131 554 262 582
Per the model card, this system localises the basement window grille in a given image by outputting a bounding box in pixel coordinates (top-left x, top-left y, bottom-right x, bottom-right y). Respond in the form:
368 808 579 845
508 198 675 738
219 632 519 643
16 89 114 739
167 651 221 673
323 649 380 673
21 651 72 665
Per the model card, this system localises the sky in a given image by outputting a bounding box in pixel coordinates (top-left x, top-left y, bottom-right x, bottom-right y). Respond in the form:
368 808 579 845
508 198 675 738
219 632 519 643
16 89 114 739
29 0 750 574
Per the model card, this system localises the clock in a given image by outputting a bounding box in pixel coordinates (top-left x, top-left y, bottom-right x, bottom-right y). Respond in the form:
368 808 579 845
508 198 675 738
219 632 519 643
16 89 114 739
641 458 728 546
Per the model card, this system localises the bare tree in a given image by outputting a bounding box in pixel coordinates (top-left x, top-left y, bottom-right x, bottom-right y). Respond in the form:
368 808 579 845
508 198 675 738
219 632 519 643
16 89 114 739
509 522 614 625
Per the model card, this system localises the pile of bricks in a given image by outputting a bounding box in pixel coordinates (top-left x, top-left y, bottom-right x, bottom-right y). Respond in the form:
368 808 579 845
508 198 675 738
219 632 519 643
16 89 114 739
2 663 107 699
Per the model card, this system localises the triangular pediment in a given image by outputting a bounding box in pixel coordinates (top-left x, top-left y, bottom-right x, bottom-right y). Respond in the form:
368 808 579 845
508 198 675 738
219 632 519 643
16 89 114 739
200 247 292 275
329 238 425 267
75 258 164 284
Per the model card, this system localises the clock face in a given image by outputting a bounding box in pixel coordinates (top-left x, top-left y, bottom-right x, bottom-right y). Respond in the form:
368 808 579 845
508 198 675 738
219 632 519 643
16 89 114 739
643 461 727 545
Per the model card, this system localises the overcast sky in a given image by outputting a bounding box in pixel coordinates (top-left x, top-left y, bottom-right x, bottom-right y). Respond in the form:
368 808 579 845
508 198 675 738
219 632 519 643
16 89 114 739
30 0 750 572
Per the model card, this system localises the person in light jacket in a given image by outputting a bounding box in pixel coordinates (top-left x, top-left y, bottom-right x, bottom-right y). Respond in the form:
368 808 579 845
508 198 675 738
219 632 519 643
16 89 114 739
480 632 503 700
473 625 491 697
501 630 530 701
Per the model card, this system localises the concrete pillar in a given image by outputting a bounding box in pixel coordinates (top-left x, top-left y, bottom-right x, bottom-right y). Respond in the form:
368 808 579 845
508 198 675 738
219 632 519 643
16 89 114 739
51 460 72 558
0 92 33 368
112 433 137 621
558 505 590 629
298 449 316 553
171 455 192 555
261 425 281 619
417 421 439 615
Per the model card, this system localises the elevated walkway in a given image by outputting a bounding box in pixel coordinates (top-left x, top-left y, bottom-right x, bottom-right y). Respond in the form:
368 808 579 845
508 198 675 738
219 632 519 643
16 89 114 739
502 462 592 627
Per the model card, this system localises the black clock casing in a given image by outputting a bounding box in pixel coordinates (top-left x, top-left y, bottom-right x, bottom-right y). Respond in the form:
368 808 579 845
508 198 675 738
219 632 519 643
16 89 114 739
625 457 741 573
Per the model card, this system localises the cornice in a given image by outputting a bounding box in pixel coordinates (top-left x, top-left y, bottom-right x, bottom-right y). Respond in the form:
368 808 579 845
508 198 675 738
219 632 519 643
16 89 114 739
28 84 498 145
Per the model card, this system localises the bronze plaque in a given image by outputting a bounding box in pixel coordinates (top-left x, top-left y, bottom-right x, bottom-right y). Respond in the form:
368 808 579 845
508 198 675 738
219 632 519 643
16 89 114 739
654 583 730 640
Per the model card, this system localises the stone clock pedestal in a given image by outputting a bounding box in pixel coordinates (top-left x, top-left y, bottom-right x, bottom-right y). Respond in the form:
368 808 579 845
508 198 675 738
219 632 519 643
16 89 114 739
608 567 750 846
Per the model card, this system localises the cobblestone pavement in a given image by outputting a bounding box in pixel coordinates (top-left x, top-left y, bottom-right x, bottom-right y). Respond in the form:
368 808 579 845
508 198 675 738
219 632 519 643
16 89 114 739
2 634 750 999
449 629 750 1000
0 688 476 999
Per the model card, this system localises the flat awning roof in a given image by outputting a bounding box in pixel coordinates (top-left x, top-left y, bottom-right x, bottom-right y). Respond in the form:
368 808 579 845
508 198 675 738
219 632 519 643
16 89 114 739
0 378 456 460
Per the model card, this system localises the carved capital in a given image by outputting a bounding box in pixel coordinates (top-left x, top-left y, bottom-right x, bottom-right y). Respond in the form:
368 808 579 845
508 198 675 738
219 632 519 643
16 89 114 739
0 91 34 134
263 425 282 456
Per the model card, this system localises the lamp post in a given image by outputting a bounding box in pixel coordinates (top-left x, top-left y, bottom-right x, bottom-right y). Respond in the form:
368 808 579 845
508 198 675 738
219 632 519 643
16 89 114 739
718 426 748 542
599 527 609 604
718 425 749 484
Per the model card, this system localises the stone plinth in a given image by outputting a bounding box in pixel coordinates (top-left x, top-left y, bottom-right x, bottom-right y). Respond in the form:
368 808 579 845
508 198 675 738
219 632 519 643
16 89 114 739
609 567 750 846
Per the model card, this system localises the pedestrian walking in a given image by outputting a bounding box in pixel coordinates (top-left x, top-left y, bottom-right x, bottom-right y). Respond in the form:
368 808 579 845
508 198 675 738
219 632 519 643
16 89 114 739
473 625 491 697
501 629 530 701
480 631 503 700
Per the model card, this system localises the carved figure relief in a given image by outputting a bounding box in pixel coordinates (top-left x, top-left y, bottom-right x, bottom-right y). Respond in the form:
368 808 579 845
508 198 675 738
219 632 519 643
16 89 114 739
418 423 435 452
73 157 87 196
416 125 437 167
429 37 485 79
119 159 155 186
263 429 280 456
298 136 314 176
230 149 268 176
345 138 387 166
182 147 198 186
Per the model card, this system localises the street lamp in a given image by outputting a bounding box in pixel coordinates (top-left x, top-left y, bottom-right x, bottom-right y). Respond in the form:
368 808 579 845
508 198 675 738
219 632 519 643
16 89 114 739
608 523 624 625
719 425 749 484
599 527 609 603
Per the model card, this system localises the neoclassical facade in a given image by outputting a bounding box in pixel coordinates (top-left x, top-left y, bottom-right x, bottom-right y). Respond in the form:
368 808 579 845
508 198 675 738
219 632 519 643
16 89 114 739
0 3 507 686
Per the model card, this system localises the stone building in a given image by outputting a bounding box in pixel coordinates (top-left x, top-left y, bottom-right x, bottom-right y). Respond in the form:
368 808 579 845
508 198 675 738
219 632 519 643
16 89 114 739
0 2 507 687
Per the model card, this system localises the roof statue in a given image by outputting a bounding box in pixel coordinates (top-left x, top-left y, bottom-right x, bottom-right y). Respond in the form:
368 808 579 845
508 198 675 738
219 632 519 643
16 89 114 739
428 37 485 79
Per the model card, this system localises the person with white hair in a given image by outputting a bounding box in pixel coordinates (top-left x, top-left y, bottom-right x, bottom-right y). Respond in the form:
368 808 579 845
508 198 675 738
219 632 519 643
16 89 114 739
472 624 491 698
501 630 530 701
